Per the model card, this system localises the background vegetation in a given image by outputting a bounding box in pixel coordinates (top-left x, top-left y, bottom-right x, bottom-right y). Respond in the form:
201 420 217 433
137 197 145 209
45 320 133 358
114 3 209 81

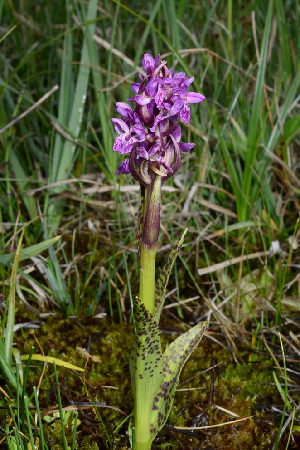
0 0 299 448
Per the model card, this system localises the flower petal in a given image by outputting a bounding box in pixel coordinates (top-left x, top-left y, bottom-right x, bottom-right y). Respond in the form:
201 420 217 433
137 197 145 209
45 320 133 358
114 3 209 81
155 156 173 173
134 95 152 105
148 142 160 157
113 135 127 153
136 147 149 161
154 54 161 69
131 83 141 93
111 118 129 134
116 158 130 174
116 102 133 120
145 78 160 97
142 53 155 74
172 125 181 142
179 143 195 152
186 92 205 103
180 104 190 123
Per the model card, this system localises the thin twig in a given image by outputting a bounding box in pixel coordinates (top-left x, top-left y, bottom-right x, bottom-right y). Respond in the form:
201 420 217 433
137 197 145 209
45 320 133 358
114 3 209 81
198 250 269 276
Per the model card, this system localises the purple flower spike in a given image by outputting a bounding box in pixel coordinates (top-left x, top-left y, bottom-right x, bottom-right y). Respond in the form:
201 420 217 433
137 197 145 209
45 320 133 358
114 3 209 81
112 52 205 180
111 53 205 248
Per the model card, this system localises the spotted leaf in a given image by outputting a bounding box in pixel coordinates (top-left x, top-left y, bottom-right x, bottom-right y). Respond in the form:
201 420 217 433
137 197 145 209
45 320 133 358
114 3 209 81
150 322 207 436
129 296 163 409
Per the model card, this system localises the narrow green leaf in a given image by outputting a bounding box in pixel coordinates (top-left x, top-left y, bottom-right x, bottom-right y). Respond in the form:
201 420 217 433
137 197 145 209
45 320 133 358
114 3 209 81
0 236 61 266
9 151 38 220
81 377 112 447
24 396 35 449
82 0 115 176
21 354 84 372
150 322 207 439
154 228 187 324
255 65 300 201
51 11 73 183
0 347 22 395
48 0 98 231
272 371 292 409
275 0 292 77
0 25 17 44
33 386 45 450
54 0 98 184
283 114 300 146
71 411 78 450
5 230 24 367
53 362 68 450
133 0 164 67
241 0 274 220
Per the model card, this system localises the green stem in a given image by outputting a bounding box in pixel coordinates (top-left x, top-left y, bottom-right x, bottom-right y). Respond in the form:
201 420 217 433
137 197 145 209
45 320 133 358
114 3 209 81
135 242 156 449
134 178 161 449
134 385 152 449
139 244 156 315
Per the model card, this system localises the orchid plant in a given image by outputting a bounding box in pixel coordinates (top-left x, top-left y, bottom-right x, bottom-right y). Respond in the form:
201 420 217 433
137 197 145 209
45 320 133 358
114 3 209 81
112 54 206 449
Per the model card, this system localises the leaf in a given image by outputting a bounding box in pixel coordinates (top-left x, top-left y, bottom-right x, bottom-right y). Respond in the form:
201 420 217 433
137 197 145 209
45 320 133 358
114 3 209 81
5 229 23 367
0 347 22 395
257 65 300 201
154 228 187 324
52 0 98 185
273 371 292 409
0 25 17 44
0 236 60 266
150 322 207 438
284 114 300 146
9 150 38 220
129 297 163 406
21 354 84 372
261 209 279 231
49 0 98 231
242 0 274 217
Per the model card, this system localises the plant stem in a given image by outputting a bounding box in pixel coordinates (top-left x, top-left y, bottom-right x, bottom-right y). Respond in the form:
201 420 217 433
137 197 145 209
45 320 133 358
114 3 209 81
135 239 156 449
139 243 156 315
138 176 160 314
134 179 160 448
134 388 152 449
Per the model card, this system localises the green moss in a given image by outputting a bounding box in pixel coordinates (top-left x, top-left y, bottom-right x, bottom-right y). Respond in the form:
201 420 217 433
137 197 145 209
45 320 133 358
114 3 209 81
1 306 296 449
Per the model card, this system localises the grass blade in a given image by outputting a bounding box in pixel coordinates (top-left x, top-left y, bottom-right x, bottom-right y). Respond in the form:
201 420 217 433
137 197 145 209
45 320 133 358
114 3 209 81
53 362 68 450
241 0 274 221
33 386 45 450
4 230 24 367
0 236 61 266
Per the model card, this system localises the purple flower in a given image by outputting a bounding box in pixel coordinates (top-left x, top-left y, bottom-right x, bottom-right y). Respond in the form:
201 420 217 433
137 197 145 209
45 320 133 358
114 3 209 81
112 53 205 182
142 53 161 76
111 113 146 155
